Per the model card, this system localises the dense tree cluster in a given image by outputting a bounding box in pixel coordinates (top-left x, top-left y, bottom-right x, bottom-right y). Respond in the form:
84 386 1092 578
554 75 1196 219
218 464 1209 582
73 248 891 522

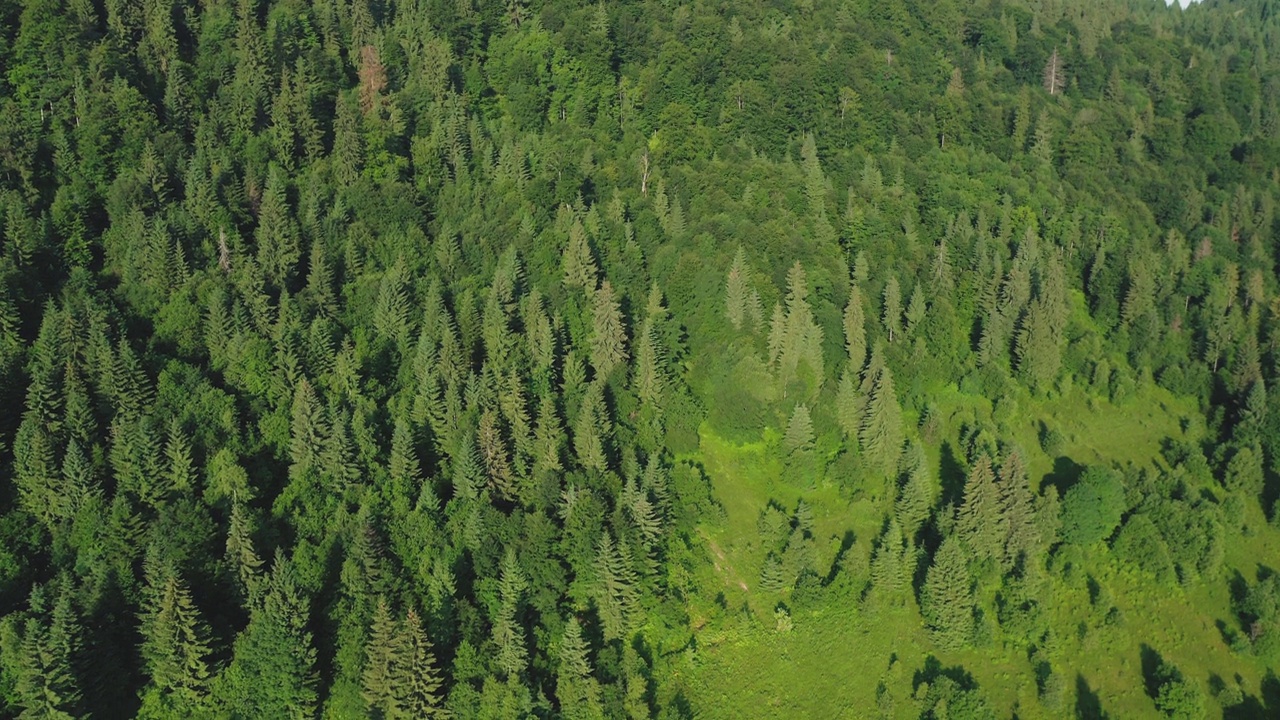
0 0 1278 717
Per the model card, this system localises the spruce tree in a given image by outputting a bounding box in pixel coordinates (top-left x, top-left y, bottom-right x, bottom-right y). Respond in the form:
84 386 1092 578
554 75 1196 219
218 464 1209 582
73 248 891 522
956 455 1004 563
362 598 402 717
139 571 212 713
920 535 974 649
574 382 609 473
557 617 605 720
783 404 816 457
859 363 904 479
493 550 528 679
726 246 750 331
882 276 902 343
396 609 445 718
589 281 627 378
844 285 867 374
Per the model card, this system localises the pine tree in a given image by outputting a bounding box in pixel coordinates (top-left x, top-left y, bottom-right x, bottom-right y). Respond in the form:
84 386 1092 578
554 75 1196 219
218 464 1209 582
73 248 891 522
493 550 528 679
139 570 212 710
920 535 974 649
574 382 609 473
859 363 904 479
589 281 627 378
396 609 444 718
882 276 902 343
362 598 402 717
956 455 1004 563
844 285 867 374
726 247 750 331
557 617 605 720
784 404 815 457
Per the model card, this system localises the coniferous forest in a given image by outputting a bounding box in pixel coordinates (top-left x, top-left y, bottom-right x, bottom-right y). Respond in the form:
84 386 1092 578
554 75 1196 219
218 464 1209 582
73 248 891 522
4 0 1280 717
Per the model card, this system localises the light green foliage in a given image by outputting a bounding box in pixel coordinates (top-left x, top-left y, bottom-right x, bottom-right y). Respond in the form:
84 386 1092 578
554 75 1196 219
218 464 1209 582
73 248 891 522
1060 466 1126 545
921 535 974 649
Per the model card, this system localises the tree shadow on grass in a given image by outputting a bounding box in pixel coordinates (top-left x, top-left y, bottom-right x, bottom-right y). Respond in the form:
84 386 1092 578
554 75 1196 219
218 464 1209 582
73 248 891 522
1041 455 1086 496
1076 674 1108 720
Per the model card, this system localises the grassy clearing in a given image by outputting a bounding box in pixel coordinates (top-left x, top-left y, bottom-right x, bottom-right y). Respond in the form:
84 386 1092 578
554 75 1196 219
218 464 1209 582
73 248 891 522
672 380 1278 718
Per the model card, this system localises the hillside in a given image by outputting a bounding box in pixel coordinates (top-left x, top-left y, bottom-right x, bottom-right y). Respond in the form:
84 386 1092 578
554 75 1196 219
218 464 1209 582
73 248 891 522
1 0 1279 718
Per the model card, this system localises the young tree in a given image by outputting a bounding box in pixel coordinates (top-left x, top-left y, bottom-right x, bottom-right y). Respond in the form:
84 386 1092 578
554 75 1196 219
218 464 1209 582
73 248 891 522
726 246 750 331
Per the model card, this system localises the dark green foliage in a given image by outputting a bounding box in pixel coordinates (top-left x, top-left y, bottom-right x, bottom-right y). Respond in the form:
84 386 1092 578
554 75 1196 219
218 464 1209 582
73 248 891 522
0 0 1276 715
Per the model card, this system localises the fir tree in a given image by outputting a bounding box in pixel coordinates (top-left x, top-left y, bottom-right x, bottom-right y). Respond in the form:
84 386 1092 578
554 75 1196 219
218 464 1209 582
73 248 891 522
139 570 212 713
956 455 1004 563
859 363 904 479
362 598 402 717
726 247 751 331
784 404 816 457
882 276 902 343
589 281 628 378
396 609 444 718
493 550 528 679
920 535 974 649
844 285 867 374
556 617 604 720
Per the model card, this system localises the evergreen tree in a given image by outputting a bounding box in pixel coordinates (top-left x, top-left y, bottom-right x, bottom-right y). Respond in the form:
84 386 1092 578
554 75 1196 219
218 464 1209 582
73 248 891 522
957 455 1004 563
882 276 902 343
556 617 604 720
595 532 639 641
726 246 751 331
138 570 212 715
783 404 815 457
396 609 444 718
493 550 528 679
361 598 402 718
920 536 974 649
217 554 319 719
859 362 904 479
574 382 609 473
589 281 627 378
844 285 867 374
896 442 932 542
